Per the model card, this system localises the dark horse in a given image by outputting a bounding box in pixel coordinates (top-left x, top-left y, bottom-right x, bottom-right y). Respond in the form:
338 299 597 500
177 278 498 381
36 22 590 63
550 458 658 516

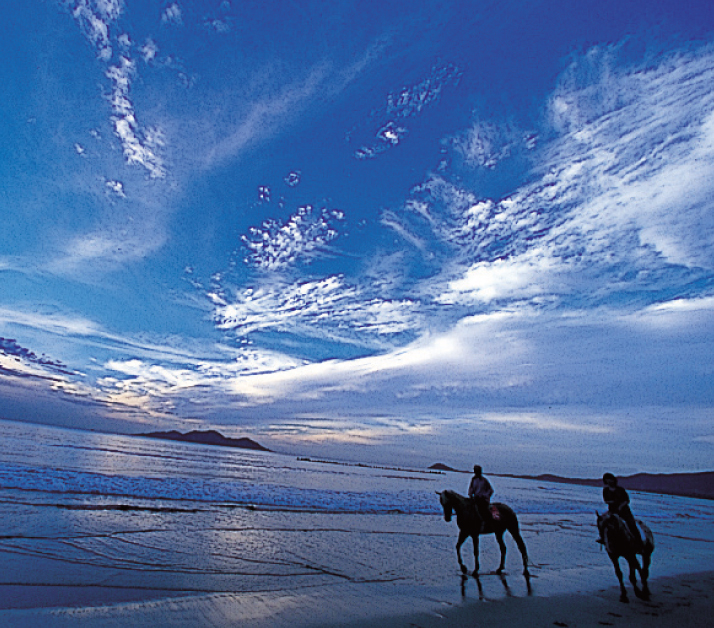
437 490 529 576
597 511 655 603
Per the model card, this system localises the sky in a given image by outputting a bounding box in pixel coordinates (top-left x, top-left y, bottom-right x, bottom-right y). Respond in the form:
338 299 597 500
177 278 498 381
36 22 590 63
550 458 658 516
1 0 714 476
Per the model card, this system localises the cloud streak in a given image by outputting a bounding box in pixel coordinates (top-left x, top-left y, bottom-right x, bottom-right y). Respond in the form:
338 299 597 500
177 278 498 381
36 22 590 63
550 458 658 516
106 57 166 178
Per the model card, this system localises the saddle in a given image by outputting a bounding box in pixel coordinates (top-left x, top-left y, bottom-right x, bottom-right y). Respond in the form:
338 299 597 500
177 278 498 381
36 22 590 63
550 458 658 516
469 500 500 532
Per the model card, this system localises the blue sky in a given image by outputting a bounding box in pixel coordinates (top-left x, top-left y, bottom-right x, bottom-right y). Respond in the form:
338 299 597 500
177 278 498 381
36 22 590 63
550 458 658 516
1 0 714 476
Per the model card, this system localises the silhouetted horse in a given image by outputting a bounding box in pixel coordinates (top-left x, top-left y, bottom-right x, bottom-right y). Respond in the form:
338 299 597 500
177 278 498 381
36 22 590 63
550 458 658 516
437 490 529 576
597 511 655 603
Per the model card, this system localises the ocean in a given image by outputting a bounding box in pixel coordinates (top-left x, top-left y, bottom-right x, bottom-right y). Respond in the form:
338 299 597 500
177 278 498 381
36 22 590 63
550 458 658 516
1 418 713 626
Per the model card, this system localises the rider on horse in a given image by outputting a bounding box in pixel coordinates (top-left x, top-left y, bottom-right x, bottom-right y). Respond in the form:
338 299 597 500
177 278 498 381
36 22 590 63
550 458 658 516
468 465 494 531
600 472 643 548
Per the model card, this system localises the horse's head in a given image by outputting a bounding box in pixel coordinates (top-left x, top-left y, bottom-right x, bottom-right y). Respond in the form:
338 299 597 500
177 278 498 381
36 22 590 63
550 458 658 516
437 490 454 522
597 510 616 534
597 511 623 540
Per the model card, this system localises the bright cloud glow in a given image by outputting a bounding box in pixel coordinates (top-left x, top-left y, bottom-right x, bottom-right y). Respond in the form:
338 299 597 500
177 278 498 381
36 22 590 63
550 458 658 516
438 250 562 304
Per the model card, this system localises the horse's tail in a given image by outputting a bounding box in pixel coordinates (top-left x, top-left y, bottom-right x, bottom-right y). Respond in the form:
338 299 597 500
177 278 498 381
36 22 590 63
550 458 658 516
495 503 530 570
637 520 655 554
507 510 529 562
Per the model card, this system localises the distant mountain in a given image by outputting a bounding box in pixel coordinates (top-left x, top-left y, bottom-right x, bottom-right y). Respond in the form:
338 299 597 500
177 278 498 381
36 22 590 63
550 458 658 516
506 471 714 501
137 429 271 452
429 463 462 472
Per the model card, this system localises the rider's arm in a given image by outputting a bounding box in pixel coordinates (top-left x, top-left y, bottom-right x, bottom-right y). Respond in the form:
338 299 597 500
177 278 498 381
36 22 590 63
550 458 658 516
617 487 630 511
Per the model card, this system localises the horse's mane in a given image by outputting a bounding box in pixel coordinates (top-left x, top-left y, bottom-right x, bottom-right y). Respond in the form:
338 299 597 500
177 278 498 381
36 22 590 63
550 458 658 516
443 489 468 504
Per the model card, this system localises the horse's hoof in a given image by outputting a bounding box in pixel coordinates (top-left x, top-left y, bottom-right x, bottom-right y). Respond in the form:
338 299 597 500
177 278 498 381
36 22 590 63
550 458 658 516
619 595 629 604
460 565 468 575
523 569 530 577
496 568 504 575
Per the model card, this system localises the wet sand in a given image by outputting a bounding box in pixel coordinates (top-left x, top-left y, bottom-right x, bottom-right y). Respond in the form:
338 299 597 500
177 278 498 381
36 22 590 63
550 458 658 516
1 506 713 627
1 571 711 627
337 571 714 628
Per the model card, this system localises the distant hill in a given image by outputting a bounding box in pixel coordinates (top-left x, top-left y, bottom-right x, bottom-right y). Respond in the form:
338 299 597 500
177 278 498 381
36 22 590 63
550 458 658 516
506 471 714 501
136 429 271 452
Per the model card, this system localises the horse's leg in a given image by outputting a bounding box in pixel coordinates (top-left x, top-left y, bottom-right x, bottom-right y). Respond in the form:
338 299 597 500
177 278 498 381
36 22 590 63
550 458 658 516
496 531 507 574
456 530 469 574
472 533 481 575
640 551 651 599
509 526 530 575
611 555 628 603
628 556 644 600
474 574 484 599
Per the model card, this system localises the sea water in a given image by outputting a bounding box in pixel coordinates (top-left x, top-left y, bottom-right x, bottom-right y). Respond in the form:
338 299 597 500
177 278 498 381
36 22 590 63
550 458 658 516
1 418 713 625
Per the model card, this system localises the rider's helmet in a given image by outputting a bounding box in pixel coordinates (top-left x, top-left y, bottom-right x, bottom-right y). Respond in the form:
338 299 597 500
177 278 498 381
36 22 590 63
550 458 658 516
603 472 616 484
473 465 482 476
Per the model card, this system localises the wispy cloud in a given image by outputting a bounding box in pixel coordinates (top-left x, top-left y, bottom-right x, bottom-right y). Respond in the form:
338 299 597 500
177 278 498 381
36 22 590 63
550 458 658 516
351 63 462 159
47 218 167 276
479 412 611 434
410 45 714 317
0 306 104 338
202 65 330 168
161 3 182 26
450 121 536 169
0 304 307 420
540 46 714 269
66 0 124 60
241 205 345 271
95 346 306 415
201 44 714 370
212 276 422 346
106 57 166 178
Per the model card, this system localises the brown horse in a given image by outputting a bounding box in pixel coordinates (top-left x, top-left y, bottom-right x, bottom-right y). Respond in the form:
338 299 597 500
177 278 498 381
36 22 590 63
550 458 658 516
597 511 655 603
437 490 529 576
